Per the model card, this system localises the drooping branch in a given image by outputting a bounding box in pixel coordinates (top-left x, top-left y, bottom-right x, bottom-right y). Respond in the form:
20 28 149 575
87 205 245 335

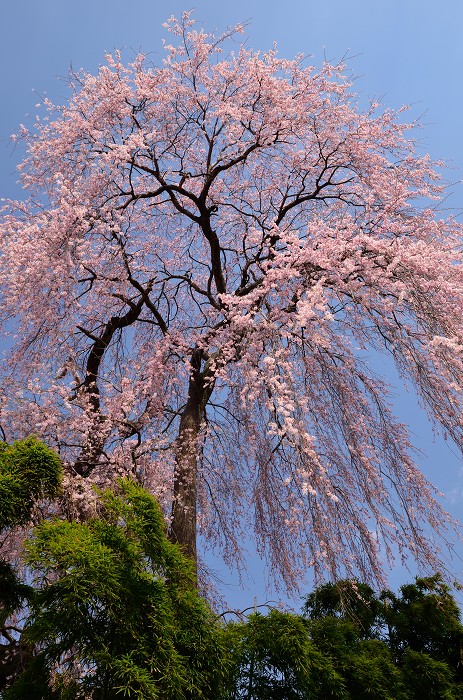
1 15 462 590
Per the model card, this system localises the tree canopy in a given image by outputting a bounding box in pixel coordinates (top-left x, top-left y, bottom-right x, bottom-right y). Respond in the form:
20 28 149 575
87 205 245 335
1 13 463 588
0 437 62 693
222 575 463 699
4 479 226 700
0 437 62 531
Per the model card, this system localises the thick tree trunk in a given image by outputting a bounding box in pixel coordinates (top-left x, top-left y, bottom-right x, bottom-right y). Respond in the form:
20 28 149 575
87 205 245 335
169 349 211 572
170 405 201 566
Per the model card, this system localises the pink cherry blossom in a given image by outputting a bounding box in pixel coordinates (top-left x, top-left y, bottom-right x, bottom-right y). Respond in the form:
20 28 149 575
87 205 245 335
1 13 463 591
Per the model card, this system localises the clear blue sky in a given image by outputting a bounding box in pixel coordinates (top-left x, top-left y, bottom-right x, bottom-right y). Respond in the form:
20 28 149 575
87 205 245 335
1 0 463 610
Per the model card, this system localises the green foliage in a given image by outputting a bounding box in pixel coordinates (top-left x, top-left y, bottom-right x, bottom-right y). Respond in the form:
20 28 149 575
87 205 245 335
381 575 463 673
2 448 463 699
308 617 406 699
224 574 463 700
222 609 347 699
0 438 62 694
6 479 227 699
0 437 62 620
303 575 463 699
303 580 384 639
401 649 463 700
0 437 62 530
0 560 30 628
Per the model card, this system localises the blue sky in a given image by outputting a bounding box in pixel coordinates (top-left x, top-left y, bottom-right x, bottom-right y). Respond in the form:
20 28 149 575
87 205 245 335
1 0 463 609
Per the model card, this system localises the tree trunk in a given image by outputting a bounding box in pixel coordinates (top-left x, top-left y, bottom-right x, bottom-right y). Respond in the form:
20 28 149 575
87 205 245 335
170 405 201 567
169 349 210 573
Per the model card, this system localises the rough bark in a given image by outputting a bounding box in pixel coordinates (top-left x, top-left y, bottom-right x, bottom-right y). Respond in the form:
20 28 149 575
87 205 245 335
169 349 214 571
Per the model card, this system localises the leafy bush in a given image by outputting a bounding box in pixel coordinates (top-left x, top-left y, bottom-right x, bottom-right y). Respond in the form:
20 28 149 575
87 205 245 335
6 480 226 699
